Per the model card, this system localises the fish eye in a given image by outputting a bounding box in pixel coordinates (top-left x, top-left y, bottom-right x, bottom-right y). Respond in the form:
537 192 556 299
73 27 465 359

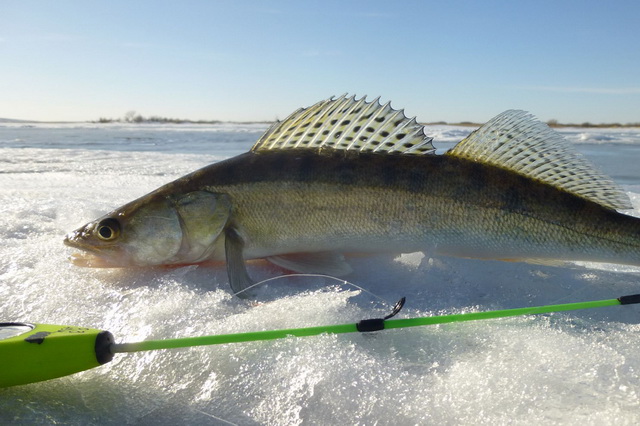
96 218 121 241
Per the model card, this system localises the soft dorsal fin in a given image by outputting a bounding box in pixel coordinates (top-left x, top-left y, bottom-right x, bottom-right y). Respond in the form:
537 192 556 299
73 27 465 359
447 110 632 210
252 94 435 155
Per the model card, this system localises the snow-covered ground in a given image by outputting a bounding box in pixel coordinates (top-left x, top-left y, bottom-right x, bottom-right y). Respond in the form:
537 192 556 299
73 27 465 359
2 122 640 425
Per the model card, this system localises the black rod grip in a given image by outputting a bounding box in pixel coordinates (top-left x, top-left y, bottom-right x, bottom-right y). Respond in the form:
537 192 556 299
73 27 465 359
618 294 640 305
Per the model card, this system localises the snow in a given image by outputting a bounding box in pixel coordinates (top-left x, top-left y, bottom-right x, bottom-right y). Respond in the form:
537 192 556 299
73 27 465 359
2 123 640 425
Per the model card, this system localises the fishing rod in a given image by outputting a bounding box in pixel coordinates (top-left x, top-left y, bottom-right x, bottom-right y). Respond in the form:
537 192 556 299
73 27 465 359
2 294 639 388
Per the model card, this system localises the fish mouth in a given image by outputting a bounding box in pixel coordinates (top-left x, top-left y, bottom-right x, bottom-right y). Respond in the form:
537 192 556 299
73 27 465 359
64 231 123 268
67 251 117 268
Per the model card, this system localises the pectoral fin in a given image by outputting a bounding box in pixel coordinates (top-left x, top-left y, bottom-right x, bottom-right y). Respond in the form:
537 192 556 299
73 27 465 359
224 227 254 297
267 252 353 276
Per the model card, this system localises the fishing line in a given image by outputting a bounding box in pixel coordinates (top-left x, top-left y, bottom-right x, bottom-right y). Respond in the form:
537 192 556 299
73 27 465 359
233 273 396 308
193 408 239 426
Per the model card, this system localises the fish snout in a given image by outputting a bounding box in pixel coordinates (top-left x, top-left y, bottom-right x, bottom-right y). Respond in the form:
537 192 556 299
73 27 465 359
63 224 93 248
63 230 80 247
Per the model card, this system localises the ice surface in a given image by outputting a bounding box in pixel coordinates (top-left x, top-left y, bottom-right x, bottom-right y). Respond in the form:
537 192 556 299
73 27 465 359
2 123 640 425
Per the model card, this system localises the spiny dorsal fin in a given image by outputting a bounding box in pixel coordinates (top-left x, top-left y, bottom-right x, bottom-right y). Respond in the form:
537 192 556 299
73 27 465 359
252 94 435 155
448 110 632 210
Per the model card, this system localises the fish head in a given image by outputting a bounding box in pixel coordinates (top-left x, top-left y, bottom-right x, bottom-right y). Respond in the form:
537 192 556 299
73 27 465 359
64 190 232 267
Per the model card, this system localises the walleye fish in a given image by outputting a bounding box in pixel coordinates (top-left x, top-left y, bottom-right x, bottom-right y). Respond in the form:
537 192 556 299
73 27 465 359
64 95 640 295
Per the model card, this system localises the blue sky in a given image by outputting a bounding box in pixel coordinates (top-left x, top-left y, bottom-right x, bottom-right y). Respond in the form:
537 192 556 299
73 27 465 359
1 0 639 123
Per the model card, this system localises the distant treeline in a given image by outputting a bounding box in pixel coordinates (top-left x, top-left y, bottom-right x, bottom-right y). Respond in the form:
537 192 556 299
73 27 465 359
545 119 640 128
94 111 223 124
425 119 640 128
94 111 639 128
95 116 224 124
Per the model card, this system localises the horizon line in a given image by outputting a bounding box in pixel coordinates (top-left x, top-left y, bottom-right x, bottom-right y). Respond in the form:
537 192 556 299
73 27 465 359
2 116 640 128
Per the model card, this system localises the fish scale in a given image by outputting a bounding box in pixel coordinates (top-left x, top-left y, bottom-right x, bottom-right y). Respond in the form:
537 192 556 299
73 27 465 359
206 151 638 260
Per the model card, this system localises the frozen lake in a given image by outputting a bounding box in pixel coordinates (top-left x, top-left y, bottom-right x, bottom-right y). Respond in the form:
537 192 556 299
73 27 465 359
2 121 640 425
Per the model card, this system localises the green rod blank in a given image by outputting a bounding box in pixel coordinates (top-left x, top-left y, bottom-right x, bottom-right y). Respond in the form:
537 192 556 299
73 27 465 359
112 297 624 354
384 297 622 330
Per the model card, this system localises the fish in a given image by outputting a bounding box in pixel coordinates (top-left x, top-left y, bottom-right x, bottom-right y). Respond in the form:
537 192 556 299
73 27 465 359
64 94 640 296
